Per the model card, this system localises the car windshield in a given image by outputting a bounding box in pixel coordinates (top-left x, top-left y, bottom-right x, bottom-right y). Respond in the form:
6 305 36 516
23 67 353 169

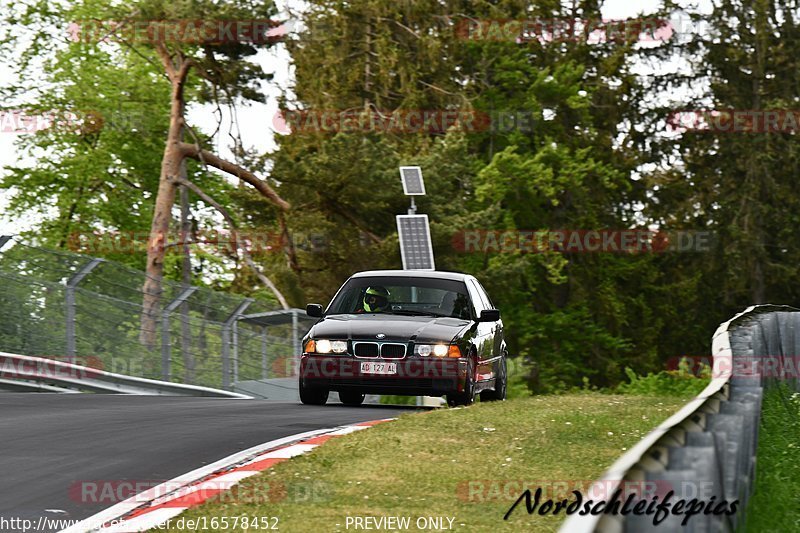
326 276 472 320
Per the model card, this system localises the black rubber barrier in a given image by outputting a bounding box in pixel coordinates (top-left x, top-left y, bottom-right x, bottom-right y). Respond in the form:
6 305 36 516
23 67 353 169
560 305 798 533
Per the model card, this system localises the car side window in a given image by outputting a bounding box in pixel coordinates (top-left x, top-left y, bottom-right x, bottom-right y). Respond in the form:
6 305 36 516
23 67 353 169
466 279 486 316
474 280 494 309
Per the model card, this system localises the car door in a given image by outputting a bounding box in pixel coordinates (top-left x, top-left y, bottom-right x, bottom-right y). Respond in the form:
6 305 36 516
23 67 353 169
466 278 495 383
474 279 504 360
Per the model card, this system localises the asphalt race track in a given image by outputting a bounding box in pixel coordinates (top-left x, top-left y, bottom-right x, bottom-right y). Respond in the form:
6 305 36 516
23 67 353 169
0 394 416 532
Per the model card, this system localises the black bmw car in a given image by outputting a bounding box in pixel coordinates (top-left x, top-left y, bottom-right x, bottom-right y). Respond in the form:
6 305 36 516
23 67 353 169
299 270 507 407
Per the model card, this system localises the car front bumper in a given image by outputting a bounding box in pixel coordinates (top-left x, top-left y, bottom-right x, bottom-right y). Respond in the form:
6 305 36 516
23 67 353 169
299 354 468 396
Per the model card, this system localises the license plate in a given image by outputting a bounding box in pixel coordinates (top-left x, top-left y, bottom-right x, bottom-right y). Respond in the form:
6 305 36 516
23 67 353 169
360 362 397 375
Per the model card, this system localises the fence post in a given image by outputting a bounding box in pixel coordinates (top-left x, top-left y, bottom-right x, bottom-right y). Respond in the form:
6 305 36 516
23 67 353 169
292 309 301 375
161 287 197 382
261 326 268 379
231 300 253 384
65 258 104 363
222 299 253 390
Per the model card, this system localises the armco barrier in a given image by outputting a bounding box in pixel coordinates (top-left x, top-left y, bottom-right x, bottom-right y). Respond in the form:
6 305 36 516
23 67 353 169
560 304 798 532
0 352 251 398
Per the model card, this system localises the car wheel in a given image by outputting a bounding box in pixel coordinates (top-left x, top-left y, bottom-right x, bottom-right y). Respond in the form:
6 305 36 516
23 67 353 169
446 352 476 407
339 391 366 406
480 355 507 402
299 378 329 405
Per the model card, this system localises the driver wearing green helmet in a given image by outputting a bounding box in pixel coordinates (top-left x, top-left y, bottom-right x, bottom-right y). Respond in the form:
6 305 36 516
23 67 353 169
361 286 390 313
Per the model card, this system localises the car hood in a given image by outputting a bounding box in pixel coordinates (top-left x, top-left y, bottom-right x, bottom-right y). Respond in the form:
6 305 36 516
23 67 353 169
308 314 473 343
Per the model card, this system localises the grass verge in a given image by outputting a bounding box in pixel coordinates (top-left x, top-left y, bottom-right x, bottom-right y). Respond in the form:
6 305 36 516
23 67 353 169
744 385 800 531
158 393 688 533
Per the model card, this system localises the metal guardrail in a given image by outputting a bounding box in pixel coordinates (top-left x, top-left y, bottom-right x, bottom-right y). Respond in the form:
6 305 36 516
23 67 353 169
0 351 251 398
560 304 798 532
0 376 79 393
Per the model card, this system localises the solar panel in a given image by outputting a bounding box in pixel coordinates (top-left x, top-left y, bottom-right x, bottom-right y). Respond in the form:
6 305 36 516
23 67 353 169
399 166 426 195
396 215 435 270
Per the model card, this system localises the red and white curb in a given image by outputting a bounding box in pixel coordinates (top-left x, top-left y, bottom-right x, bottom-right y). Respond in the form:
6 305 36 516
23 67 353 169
60 419 393 533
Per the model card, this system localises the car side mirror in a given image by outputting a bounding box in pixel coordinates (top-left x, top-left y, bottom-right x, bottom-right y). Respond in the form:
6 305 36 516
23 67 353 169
477 309 500 322
306 303 324 318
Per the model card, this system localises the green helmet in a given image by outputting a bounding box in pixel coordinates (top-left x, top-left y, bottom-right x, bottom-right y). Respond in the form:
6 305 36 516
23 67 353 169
363 286 390 312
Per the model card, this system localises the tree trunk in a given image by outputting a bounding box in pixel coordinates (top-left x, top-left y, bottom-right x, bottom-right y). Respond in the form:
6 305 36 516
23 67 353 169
140 47 291 348
140 49 189 348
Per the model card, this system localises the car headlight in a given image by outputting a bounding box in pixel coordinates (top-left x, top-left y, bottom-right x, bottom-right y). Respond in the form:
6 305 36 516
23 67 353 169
433 344 449 357
306 339 347 354
415 344 461 358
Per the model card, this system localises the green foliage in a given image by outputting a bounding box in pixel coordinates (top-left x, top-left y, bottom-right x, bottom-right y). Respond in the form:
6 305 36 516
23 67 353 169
5 0 800 395
0 0 282 285
274 0 680 395
644 0 800 344
616 358 710 397
505 356 532 399
745 385 800 531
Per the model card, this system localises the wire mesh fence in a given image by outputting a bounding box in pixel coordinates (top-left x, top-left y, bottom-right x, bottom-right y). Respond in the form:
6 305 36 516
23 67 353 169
0 236 315 392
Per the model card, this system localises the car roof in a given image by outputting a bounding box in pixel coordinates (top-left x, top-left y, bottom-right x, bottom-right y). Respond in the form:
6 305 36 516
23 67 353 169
350 270 471 282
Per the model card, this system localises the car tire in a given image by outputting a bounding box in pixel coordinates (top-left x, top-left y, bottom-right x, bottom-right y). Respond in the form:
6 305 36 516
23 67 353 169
446 352 476 407
299 378 329 405
480 356 507 402
339 391 366 406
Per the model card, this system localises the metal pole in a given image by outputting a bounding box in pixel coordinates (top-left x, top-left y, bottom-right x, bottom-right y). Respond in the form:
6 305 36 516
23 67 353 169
179 176 193 384
232 316 239 384
221 327 230 389
161 314 171 381
292 309 300 376
261 326 268 379
161 287 197 382
221 299 253 389
65 258 104 363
